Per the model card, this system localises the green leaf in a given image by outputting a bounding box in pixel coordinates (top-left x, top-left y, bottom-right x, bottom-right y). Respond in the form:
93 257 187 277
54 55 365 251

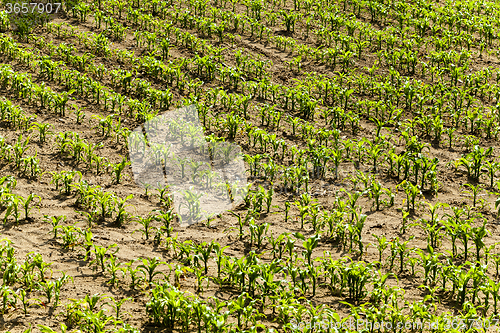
293 232 305 240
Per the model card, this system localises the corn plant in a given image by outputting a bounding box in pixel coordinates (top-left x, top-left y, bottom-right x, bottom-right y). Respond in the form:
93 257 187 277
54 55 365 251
366 180 395 211
458 146 493 182
29 122 53 143
57 224 80 250
462 183 484 208
106 256 125 286
38 280 56 305
179 187 203 222
20 154 41 179
373 234 388 264
138 257 166 285
194 242 216 275
73 105 85 125
156 185 172 207
28 252 51 283
114 194 134 227
299 233 320 266
417 246 440 286
248 220 269 249
1 285 15 315
458 220 473 262
397 180 422 213
15 288 39 315
50 170 81 195
109 296 132 321
12 134 30 168
341 260 372 303
90 244 118 273
3 261 20 286
77 228 94 261
94 189 116 221
471 220 489 263
134 214 155 240
125 259 145 290
3 194 21 226
110 155 130 184
146 282 185 329
20 193 41 221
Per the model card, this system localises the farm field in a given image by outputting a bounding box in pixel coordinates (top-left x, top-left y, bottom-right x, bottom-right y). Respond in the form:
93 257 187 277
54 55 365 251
3 0 500 332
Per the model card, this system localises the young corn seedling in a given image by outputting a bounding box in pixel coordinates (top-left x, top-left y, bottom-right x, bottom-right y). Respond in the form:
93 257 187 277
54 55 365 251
161 207 179 233
84 293 110 313
29 122 53 143
457 145 493 182
57 224 81 250
193 266 208 293
94 189 116 221
367 180 395 211
251 186 265 213
109 296 132 321
146 282 185 329
77 209 99 228
213 243 229 279
20 259 37 291
299 233 320 267
484 159 500 188
20 193 41 222
0 285 15 315
229 210 244 241
29 252 51 283
373 234 388 265
90 244 118 273
397 180 422 213
341 260 372 304
156 185 172 207
396 237 414 273
134 214 155 240
13 134 30 169
249 220 269 249
94 155 108 175
284 201 290 223
73 105 86 125
462 183 484 208
400 209 411 235
110 155 130 184
125 259 145 290
352 211 367 255
458 220 472 262
3 194 20 226
417 246 440 286
20 154 41 179
105 256 125 286
78 228 94 261
138 257 166 285
114 194 134 227
16 288 39 315
419 217 444 250
3 259 20 286
38 280 56 305
50 170 81 195
194 241 215 275
179 187 203 223
471 220 489 263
